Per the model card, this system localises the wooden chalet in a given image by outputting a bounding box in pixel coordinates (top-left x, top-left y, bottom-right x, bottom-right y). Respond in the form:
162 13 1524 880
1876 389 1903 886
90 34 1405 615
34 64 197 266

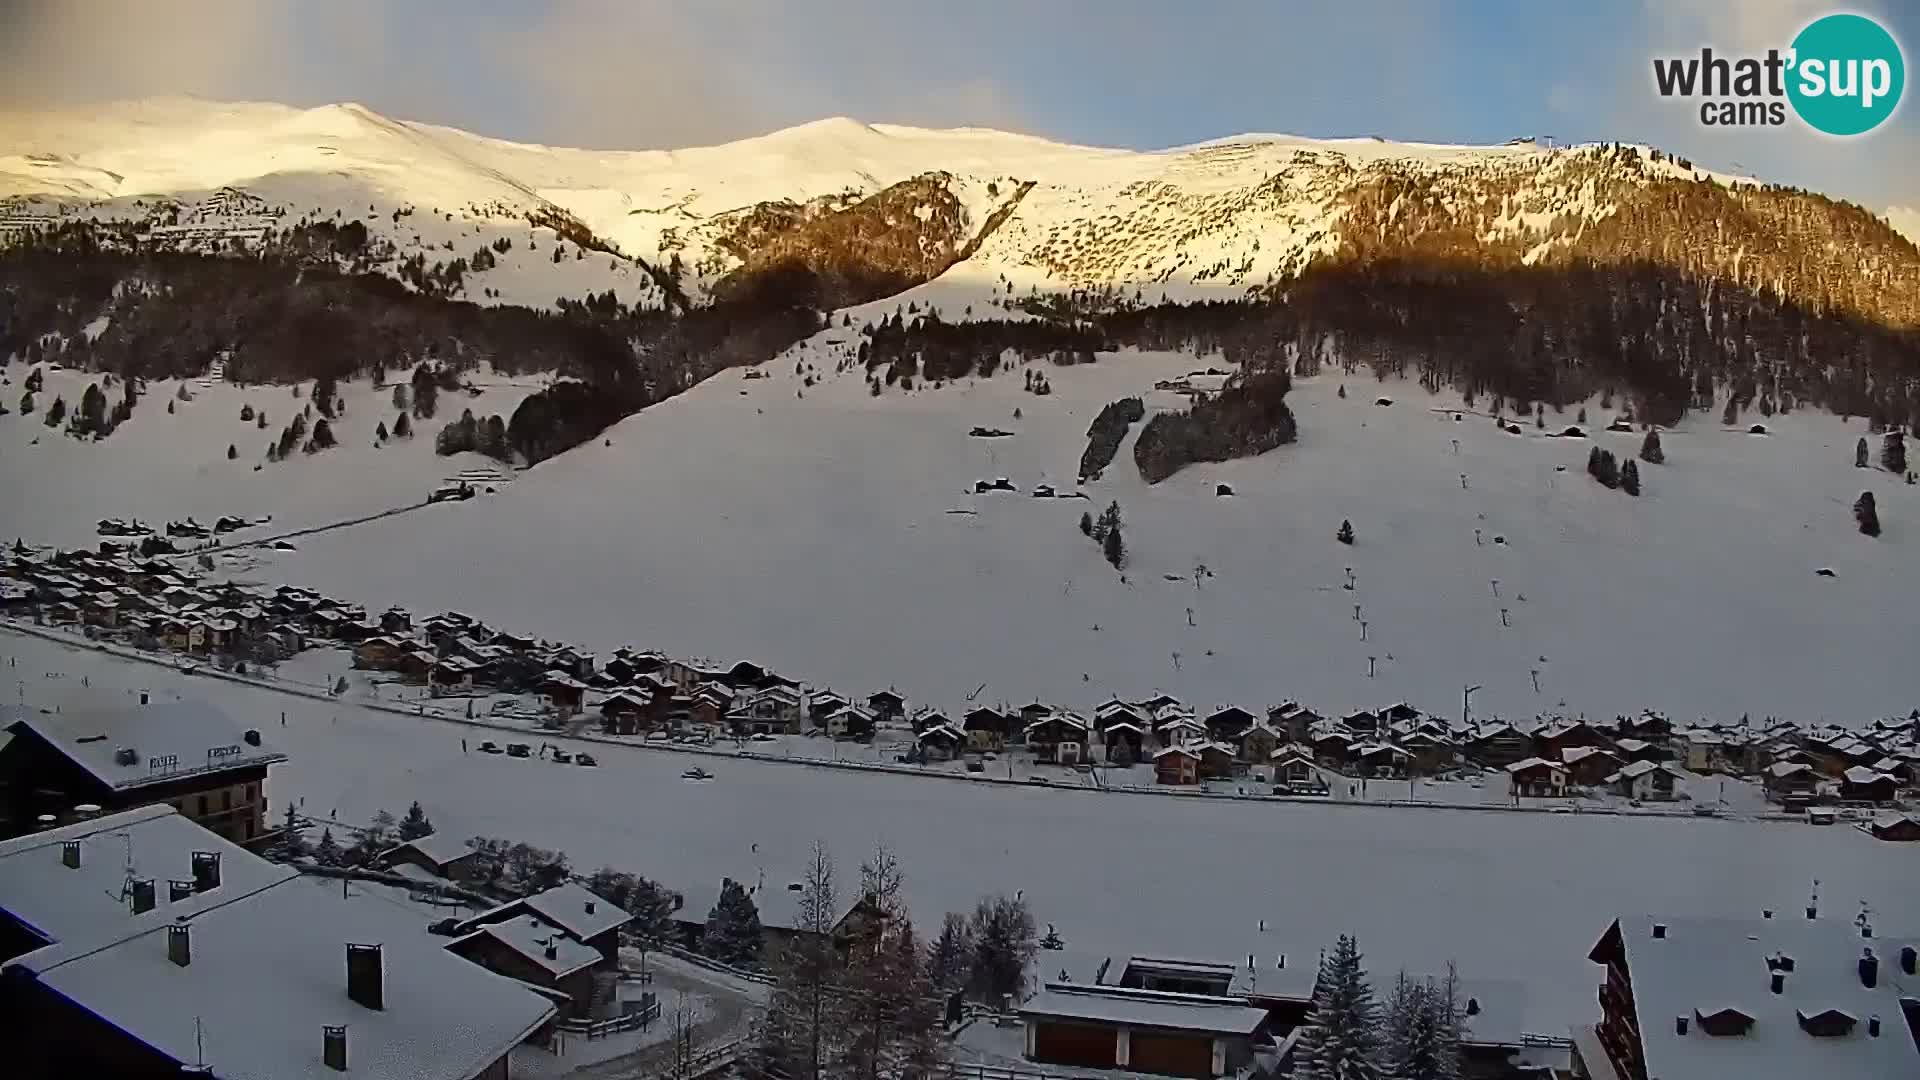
1154 746 1200 786
1505 757 1569 798
1561 746 1625 787
866 690 907 723
962 707 1012 751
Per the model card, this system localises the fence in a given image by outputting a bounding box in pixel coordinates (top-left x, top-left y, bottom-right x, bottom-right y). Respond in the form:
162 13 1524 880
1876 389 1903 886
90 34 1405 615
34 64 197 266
650 940 776 985
559 998 662 1039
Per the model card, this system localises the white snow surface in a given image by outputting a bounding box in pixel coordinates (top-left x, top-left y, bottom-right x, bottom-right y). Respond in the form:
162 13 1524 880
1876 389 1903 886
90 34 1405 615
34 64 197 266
5 630 1916 1041
138 343 1919 727
2 97 1728 310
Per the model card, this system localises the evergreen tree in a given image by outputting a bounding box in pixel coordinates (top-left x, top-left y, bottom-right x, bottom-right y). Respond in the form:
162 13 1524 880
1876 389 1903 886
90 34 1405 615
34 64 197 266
1293 934 1383 1080
23 367 42 393
376 421 389 442
44 395 65 428
226 444 237 460
1884 431 1908 475
1857 436 1871 468
166 399 175 415
19 390 33 415
394 410 412 438
241 403 254 422
314 827 341 866
1337 384 1347 399
1337 519 1355 546
1103 524 1126 569
1079 511 1093 536
349 809 397 865
965 893 1037 1004
79 382 106 434
1382 968 1464 1080
1855 491 1881 537
928 911 974 991
835 846 930 1080
397 800 433 841
307 418 336 452
314 374 338 419
1721 396 1738 427
1621 459 1641 496
257 411 269 429
1641 429 1664 464
702 877 765 966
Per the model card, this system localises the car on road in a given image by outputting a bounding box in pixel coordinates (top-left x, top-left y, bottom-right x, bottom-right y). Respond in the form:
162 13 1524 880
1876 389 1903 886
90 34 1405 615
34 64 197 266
681 766 714 780
575 753 597 767
551 749 573 764
477 741 502 754
427 917 462 936
506 742 531 758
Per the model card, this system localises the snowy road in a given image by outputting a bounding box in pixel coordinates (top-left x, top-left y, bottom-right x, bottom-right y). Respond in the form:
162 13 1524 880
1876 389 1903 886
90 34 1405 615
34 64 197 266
4 628 1916 1041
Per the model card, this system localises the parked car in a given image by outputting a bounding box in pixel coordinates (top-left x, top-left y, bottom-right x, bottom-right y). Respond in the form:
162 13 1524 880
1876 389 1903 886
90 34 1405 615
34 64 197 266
965 760 985 773
575 753 598 767
750 733 775 742
551 749 573 764
681 766 714 781
427 917 462 936
506 743 531 758
478 741 502 754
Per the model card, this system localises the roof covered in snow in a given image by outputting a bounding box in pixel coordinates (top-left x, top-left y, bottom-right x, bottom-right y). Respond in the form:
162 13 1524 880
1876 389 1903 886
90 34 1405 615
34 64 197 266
1609 914 1920 1080
7 874 555 1080
456 913 602 979
2 700 285 792
0 804 294 947
465 881 631 943
383 830 477 870
1022 983 1270 1035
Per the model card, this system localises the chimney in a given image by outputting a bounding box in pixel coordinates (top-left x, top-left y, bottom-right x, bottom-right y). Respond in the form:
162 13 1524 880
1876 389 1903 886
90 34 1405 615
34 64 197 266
1770 971 1785 995
1807 903 1818 920
1900 945 1916 976
61 840 82 869
139 690 150 705
1762 909 1773 920
167 921 191 967
169 879 195 903
322 1025 348 1072
1869 1016 1883 1038
1652 923 1667 939
1860 948 1879 989
73 804 101 821
113 747 138 766
34 814 56 832
1675 1015 1689 1036
346 943 384 1011
585 900 596 916
191 851 221 892
544 941 559 961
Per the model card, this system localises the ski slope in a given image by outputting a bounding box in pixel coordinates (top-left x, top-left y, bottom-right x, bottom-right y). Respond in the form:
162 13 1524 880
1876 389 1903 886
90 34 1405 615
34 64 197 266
133 342 1912 728
4 628 1914 1041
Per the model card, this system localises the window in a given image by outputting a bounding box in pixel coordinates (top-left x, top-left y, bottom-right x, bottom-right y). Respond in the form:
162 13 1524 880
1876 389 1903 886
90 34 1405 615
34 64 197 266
196 795 208 817
220 789 231 812
246 783 257 804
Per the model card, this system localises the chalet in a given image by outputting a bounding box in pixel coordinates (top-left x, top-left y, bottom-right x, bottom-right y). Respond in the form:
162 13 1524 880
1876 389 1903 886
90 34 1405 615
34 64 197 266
1605 760 1687 802
454 882 631 970
1154 746 1201 786
0 700 284 844
911 708 954 735
1159 714 1207 747
1505 757 1568 798
1676 729 1734 774
1020 982 1267 1078
917 724 964 762
1309 729 1355 768
963 707 1012 751
353 635 408 671
826 705 875 741
395 649 437 681
1562 746 1625 787
747 685 804 733
539 671 589 717
1379 702 1422 725
1535 720 1609 761
490 630 537 652
1341 710 1383 738
1398 730 1454 775
542 646 595 681
1267 703 1322 744
1019 701 1054 735
1102 721 1147 765
1026 712 1090 765
1268 746 1323 791
1196 742 1236 780
1467 723 1533 768
429 656 478 697
1614 711 1674 744
376 831 484 884
1869 813 1920 841
598 689 652 735
1577 914 1920 1080
1839 766 1897 803
1345 742 1407 778
1204 706 1256 745
866 690 907 723
1237 723 1279 766
806 689 851 728
446 913 605 1021
0 807 555 1080
378 607 412 634
1135 693 1183 713
1612 737 1666 764
1764 761 1819 800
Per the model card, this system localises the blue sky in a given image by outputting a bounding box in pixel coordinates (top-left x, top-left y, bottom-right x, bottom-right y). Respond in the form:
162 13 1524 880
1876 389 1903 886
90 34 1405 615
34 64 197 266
5 0 1916 209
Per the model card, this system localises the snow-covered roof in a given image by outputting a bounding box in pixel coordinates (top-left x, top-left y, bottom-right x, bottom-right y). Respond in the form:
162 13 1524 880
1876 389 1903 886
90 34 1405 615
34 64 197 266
1609 915 1920 1080
1562 746 1617 765
8 874 555 1080
1767 762 1814 778
384 831 476 870
1505 757 1563 774
1842 766 1894 785
0 805 294 948
1153 746 1199 760
3 700 285 793
1022 983 1268 1035
465 882 631 943
457 913 602 979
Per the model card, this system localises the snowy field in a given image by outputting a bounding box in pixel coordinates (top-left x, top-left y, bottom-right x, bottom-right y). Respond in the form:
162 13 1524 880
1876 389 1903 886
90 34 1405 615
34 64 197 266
5 629 1916 1040
149 340 1920 727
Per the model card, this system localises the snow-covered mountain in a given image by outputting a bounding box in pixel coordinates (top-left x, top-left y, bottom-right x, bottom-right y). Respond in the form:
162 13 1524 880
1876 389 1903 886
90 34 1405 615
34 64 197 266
6 96 1869 313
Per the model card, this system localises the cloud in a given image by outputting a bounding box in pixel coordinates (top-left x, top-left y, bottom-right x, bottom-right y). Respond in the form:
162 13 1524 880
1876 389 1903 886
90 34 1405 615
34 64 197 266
0 0 298 108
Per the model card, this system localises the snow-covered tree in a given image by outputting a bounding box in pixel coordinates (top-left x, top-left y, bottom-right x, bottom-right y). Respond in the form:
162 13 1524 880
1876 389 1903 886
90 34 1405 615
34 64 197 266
702 877 765 966
965 893 1037 1004
1641 429 1664 464
1621 459 1641 496
1382 968 1464 1080
759 841 844 1080
1293 934 1383 1080
397 800 433 841
1884 431 1908 475
1337 519 1355 546
1857 436 1871 468
1855 491 1881 537
314 827 341 866
928 911 973 991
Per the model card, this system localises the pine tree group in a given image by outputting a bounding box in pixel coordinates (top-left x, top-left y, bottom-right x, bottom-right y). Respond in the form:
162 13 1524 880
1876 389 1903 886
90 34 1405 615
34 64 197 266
397 800 433 841
1587 447 1620 488
1640 429 1664 464
1382 967 1466 1080
701 877 765 966
1294 934 1383 1080
1620 459 1641 496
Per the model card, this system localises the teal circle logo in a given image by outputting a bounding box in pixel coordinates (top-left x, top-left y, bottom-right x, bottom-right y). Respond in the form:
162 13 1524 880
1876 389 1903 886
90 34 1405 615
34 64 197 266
1787 14 1904 136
